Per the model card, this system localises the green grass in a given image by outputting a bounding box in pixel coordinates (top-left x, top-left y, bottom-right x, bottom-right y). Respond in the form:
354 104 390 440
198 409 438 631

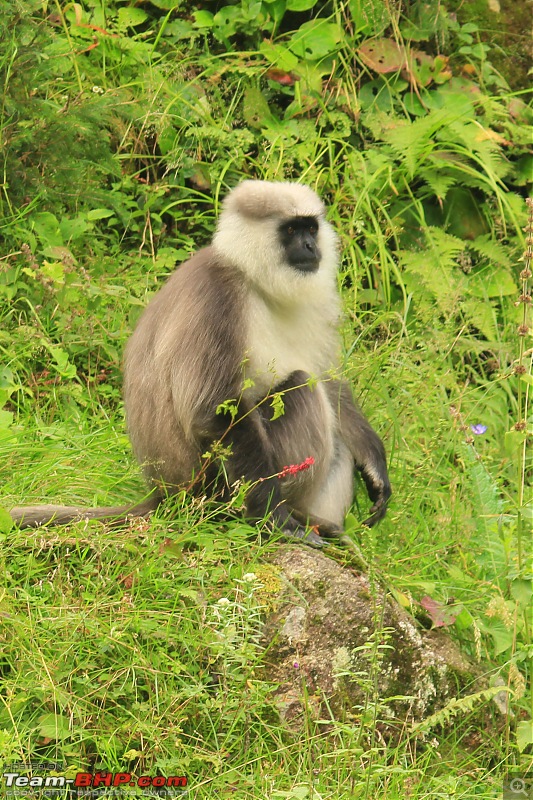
0 317 529 798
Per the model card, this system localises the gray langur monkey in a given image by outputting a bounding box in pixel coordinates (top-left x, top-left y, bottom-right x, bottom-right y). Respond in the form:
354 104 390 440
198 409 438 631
9 180 391 545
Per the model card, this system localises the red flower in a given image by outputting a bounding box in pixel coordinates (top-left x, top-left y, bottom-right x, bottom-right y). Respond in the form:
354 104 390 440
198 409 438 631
277 456 315 479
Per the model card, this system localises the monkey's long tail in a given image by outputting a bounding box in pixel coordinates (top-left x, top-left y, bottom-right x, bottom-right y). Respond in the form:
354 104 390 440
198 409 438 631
9 497 159 529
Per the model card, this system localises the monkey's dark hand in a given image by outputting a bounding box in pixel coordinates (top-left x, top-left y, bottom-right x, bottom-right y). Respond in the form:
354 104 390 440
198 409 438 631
360 464 392 527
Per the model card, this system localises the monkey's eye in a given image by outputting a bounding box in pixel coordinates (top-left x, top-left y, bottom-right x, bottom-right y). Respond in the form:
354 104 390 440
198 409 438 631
308 226 317 236
287 226 295 236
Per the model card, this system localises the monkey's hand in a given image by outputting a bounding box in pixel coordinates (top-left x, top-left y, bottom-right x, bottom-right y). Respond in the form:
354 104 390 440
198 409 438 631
359 459 392 527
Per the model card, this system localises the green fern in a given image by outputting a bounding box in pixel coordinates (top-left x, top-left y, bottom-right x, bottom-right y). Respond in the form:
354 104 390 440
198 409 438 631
461 298 498 340
468 234 512 268
411 685 512 733
398 227 465 315
444 121 511 182
381 108 451 178
417 168 458 200
461 443 507 583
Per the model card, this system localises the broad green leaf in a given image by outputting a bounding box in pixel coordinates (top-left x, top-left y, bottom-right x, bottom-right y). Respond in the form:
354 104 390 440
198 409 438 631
510 579 532 609
286 0 317 9
46 346 77 379
0 368 14 391
349 0 389 36
32 212 63 248
504 430 527 455
517 720 533 753
241 0 263 19
59 216 90 241
86 208 115 220
484 621 513 655
193 10 214 28
390 588 411 608
289 20 341 60
453 607 474 631
0 410 14 430
468 268 517 298
37 713 71 741
150 0 183 7
260 41 299 71
0 508 13 534
243 87 274 130
425 82 477 116
403 94 426 115
263 0 287 23
117 7 148 28
41 261 65 284
213 6 242 37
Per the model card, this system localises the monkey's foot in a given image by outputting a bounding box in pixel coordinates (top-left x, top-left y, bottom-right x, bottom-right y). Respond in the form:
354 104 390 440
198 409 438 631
282 526 324 549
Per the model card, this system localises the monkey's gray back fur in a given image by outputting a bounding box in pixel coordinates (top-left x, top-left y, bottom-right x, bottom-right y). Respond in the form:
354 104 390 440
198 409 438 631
123 247 247 487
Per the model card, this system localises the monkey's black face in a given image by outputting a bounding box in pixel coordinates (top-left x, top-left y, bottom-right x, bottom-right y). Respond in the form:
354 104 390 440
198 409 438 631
278 216 321 273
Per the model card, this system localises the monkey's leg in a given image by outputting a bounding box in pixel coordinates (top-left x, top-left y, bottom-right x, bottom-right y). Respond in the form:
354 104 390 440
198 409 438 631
290 509 344 538
202 405 324 548
255 370 346 546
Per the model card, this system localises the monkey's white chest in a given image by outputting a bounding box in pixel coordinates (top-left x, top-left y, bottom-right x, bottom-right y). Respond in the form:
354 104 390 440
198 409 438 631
245 295 339 395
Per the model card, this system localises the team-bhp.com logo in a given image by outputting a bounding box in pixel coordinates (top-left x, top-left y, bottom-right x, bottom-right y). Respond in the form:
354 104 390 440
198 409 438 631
3 769 187 792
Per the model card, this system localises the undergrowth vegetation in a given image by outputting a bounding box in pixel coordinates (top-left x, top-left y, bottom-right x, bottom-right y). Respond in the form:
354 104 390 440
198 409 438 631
0 0 531 797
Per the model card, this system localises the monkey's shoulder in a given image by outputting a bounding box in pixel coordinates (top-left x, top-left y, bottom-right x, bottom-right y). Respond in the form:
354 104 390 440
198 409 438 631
157 246 245 305
126 247 246 372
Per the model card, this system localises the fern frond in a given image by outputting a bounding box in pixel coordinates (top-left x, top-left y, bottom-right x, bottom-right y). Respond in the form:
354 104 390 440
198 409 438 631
398 228 465 314
411 685 512 732
468 234 512 268
461 443 507 583
418 168 458 200
461 298 498 340
381 109 450 178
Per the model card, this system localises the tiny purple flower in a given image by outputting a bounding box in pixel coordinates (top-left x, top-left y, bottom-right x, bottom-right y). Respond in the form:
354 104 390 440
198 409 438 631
470 424 488 435
293 661 300 669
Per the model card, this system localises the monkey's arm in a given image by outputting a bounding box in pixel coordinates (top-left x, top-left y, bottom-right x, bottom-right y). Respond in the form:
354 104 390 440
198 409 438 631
332 381 392 526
